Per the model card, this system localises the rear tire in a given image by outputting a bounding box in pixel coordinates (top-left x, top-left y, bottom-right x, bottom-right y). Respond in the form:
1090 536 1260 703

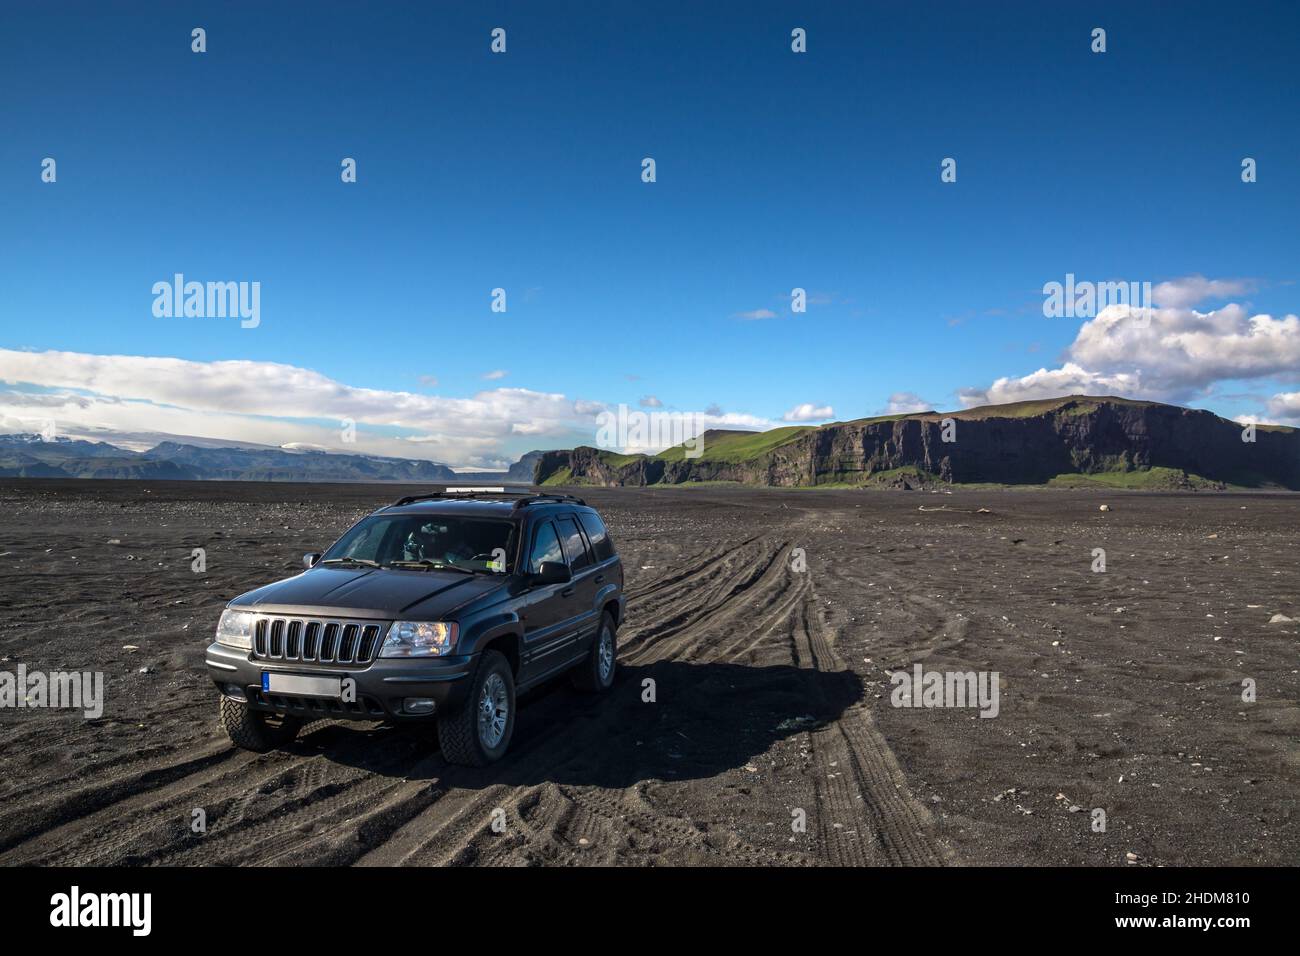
437 649 515 766
219 697 301 752
571 612 617 692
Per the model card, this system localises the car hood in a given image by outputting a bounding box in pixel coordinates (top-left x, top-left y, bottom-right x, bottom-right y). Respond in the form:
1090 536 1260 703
228 566 507 619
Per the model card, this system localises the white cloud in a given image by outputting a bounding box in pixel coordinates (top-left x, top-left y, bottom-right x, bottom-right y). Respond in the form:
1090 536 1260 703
958 362 1142 407
481 369 508 380
639 395 663 408
1067 304 1300 396
961 287 1300 409
1265 391 1300 424
782 402 834 422
1152 275 1254 309
881 391 933 415
0 348 796 468
0 349 602 468
735 309 778 321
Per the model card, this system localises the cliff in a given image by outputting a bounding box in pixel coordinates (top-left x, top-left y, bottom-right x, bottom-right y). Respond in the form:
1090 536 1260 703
533 396 1300 490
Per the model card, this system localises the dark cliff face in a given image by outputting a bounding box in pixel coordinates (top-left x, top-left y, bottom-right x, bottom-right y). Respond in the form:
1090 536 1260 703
536 398 1300 490
507 450 554 482
534 447 666 486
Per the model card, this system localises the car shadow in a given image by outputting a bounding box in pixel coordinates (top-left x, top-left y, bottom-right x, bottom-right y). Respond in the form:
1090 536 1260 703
297 659 865 789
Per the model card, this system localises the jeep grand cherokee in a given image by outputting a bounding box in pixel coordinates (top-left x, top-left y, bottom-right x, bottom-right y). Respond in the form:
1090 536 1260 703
205 491 624 766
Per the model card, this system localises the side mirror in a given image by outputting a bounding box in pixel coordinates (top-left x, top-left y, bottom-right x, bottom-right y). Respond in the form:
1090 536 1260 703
534 561 571 586
303 552 321 569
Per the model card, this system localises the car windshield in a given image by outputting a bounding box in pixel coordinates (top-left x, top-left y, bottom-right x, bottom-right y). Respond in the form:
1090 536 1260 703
321 514 517 574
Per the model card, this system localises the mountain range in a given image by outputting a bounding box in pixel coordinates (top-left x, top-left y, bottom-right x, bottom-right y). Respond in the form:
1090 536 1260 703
0 435 460 482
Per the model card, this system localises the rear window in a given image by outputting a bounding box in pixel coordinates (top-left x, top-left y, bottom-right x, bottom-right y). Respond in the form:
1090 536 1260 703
578 511 614 562
556 515 591 572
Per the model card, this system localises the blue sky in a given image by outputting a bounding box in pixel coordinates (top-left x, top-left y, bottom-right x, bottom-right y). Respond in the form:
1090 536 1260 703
2 1 1298 467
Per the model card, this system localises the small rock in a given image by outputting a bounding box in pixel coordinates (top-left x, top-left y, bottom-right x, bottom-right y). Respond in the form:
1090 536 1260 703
1268 613 1294 624
1099 504 1111 512
777 715 818 731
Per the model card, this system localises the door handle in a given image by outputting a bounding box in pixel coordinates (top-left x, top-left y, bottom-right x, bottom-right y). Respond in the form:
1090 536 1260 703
594 574 605 583
561 586 575 597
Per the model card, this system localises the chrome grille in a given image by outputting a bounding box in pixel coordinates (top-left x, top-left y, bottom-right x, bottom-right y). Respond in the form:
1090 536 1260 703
252 615 387 665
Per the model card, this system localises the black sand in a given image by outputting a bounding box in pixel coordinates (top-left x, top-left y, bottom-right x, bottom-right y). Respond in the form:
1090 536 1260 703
0 479 1295 866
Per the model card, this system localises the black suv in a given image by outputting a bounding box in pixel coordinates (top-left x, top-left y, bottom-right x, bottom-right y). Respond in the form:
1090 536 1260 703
205 491 624 766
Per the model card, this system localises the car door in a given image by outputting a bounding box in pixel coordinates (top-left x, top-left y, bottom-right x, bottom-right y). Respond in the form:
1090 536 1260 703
554 513 600 654
518 518 583 683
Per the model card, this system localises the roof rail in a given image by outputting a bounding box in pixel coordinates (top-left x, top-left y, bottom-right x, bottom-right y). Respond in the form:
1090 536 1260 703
390 489 534 507
388 490 586 508
512 494 586 510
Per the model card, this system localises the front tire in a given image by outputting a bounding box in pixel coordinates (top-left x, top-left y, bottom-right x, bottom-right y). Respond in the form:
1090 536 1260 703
219 697 301 752
571 612 617 692
437 649 516 766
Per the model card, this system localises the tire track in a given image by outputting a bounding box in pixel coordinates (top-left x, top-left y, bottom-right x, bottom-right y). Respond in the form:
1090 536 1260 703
1 511 954 868
798 572 955 866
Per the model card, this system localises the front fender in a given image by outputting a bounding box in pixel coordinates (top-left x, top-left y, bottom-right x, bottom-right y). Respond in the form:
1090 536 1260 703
458 611 523 659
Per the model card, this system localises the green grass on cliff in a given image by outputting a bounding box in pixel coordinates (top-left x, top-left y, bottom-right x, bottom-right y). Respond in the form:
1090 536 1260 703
594 451 641 468
654 426 811 463
1046 467 1217 489
939 395 1159 421
538 465 572 486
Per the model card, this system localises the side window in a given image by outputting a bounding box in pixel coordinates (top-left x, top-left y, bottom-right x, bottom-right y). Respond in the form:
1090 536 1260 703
556 515 591 572
527 521 563 573
578 512 614 562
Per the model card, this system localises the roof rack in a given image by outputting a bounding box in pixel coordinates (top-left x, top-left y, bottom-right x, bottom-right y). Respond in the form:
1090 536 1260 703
512 494 586 510
389 490 586 508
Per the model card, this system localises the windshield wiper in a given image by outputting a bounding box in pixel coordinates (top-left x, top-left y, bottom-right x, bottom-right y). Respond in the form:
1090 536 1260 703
320 557 381 568
387 559 476 575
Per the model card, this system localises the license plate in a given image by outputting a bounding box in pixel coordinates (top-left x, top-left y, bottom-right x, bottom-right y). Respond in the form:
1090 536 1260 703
262 672 343 698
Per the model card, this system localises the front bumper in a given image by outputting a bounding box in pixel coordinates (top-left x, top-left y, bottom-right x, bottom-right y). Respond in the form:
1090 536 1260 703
205 641 476 721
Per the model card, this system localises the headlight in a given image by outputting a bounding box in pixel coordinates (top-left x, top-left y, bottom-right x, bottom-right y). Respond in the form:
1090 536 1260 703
215 608 255 650
381 621 458 658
